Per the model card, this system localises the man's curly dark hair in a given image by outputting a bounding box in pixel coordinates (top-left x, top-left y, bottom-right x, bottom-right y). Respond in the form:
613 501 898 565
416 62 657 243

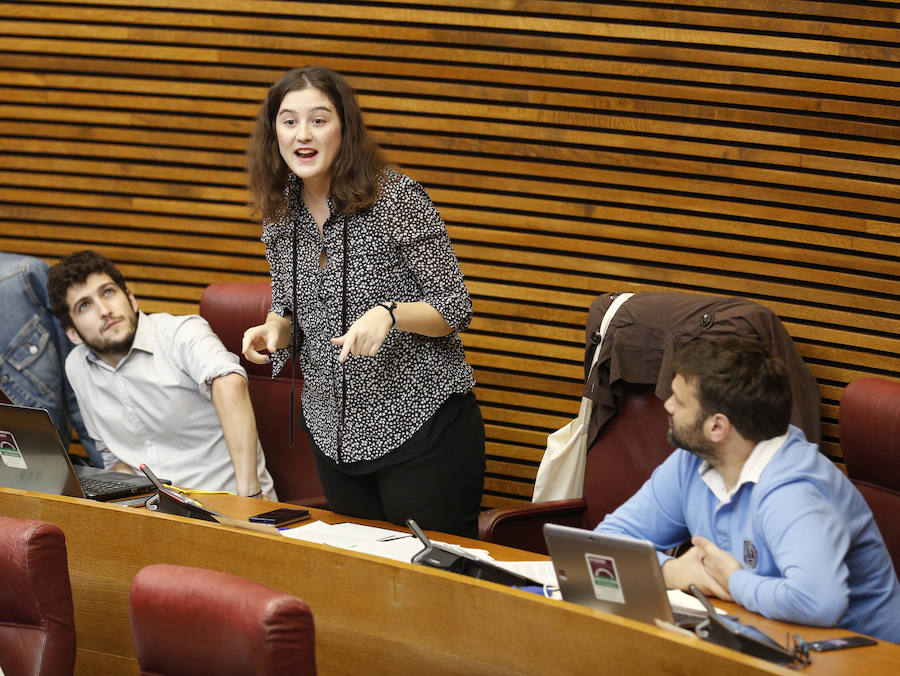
47 250 129 328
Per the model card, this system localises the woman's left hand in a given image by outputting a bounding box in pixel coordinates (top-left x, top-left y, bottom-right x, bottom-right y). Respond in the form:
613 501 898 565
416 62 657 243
330 305 394 362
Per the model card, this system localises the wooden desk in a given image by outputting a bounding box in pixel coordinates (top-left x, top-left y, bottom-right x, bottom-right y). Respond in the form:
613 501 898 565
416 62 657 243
1 488 897 675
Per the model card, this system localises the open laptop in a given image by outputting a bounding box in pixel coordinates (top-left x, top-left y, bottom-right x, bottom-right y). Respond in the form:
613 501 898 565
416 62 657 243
0 403 162 501
543 523 707 628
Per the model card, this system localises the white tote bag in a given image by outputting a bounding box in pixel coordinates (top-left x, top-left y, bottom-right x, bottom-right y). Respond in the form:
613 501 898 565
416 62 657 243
532 293 633 502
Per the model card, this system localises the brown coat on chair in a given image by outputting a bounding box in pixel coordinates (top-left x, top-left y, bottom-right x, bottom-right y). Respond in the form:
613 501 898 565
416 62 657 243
584 291 822 447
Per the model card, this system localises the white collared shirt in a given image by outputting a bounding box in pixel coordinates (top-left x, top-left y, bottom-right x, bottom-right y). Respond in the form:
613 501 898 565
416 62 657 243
699 431 789 505
65 311 274 496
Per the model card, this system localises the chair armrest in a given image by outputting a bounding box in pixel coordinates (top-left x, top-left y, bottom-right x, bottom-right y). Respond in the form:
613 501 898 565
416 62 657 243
478 499 588 555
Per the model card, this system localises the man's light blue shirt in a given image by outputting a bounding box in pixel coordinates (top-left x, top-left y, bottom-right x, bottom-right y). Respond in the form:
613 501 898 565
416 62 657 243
595 425 900 642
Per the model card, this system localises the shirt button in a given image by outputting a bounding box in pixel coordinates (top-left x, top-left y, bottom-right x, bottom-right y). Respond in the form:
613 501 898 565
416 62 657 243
28 344 38 354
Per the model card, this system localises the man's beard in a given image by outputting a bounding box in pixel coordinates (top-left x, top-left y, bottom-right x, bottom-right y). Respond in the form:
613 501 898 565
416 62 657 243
667 412 719 466
73 313 138 358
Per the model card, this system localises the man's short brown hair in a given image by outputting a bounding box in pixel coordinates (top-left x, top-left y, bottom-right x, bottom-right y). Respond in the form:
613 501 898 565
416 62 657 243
672 336 792 443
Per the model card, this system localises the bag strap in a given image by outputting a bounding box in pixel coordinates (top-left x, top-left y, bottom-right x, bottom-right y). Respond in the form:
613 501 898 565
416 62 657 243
588 292 634 371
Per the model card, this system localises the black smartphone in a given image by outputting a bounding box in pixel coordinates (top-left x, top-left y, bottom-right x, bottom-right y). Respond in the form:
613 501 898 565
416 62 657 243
248 507 310 526
808 636 878 652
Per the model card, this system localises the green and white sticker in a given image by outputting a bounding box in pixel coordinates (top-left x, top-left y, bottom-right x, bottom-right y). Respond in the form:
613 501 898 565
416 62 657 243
0 430 27 469
586 552 626 604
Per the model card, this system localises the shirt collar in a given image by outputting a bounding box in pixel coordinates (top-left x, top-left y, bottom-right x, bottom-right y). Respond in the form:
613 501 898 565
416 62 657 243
85 311 153 370
699 430 790 504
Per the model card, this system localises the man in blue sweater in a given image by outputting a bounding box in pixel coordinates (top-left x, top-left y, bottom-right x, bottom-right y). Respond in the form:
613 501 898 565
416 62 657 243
595 336 900 642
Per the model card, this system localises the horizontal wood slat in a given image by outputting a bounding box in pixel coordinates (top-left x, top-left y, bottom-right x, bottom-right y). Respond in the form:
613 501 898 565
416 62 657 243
2 0 898 510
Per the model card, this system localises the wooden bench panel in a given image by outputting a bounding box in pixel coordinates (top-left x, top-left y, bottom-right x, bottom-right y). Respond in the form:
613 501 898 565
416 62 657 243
1 0 897 508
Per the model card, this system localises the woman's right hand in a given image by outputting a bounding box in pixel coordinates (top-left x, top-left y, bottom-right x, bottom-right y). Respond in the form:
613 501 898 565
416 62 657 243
242 313 291 364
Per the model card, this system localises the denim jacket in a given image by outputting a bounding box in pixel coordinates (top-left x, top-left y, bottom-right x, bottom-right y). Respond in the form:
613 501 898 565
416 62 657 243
0 252 100 466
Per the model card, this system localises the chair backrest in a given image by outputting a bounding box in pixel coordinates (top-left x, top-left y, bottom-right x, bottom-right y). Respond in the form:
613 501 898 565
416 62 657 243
199 282 324 505
0 517 76 676
583 383 674 527
839 377 900 573
130 564 316 676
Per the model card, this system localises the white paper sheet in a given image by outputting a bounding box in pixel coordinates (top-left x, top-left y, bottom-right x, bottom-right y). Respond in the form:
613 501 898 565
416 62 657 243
279 521 487 564
488 559 558 588
667 589 726 615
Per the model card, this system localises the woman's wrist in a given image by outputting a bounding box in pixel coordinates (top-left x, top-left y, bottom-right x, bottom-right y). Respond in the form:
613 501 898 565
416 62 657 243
265 312 290 327
375 301 398 329
263 312 292 350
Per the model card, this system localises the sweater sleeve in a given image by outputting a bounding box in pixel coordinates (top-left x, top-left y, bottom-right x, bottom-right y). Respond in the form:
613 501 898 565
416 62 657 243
729 480 851 626
594 450 691 565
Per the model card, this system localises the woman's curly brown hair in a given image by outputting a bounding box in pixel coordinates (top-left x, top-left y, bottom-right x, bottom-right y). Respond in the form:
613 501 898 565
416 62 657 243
246 66 386 220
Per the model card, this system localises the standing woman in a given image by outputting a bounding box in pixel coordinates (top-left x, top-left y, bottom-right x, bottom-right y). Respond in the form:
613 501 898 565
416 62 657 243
242 66 485 537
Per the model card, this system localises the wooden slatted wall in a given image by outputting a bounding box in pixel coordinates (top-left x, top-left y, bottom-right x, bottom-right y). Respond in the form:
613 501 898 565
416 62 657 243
1 0 898 508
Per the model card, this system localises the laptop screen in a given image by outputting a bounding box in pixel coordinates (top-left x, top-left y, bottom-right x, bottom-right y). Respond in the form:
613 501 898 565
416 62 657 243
0 403 86 498
543 522 678 626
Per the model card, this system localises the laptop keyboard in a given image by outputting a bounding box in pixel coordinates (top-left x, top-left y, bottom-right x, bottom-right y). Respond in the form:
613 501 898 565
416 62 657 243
79 477 136 495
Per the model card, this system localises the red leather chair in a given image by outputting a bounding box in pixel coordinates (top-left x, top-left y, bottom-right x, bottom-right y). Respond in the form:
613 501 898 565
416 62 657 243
0 517 76 676
129 564 316 676
839 377 900 574
199 282 325 506
479 383 674 554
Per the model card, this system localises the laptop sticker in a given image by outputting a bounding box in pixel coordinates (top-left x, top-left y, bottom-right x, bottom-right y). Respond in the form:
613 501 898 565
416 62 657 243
585 552 625 604
0 430 28 469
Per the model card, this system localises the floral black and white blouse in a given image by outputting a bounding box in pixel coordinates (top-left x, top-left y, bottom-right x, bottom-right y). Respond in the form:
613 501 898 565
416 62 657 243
262 169 476 464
